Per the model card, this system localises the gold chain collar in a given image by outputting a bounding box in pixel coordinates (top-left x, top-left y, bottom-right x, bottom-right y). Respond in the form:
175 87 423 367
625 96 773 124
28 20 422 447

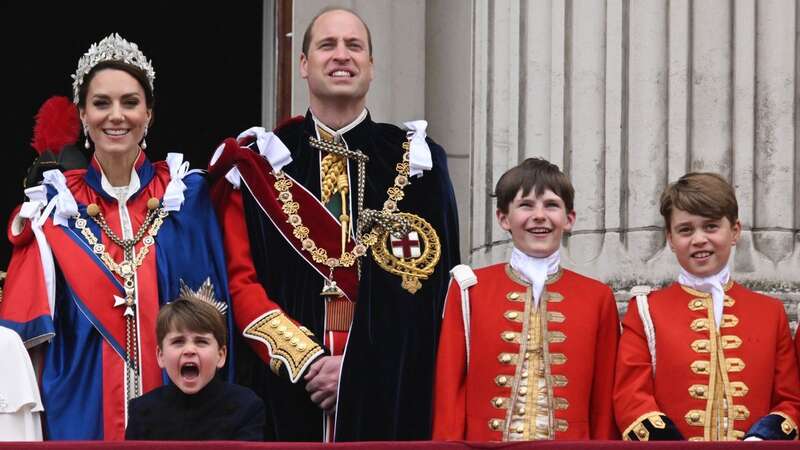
273 139 413 292
76 199 168 298
73 198 168 399
275 131 442 294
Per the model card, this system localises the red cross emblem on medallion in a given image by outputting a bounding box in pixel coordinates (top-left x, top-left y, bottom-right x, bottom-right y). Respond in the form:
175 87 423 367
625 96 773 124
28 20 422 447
390 231 421 259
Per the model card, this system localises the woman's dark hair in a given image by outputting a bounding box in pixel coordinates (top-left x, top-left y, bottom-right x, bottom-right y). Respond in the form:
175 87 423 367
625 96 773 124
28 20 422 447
76 60 155 110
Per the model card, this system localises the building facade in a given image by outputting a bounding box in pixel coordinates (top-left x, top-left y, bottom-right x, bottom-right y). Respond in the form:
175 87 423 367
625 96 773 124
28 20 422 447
290 0 800 328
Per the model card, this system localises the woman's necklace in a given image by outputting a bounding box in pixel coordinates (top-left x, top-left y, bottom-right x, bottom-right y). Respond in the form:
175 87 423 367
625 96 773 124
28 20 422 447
73 197 168 398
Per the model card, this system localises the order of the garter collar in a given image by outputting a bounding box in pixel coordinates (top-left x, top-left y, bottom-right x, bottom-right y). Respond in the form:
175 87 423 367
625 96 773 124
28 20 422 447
71 33 156 103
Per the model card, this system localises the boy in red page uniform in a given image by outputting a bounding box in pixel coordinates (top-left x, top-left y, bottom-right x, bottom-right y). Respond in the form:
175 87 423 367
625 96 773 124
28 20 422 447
614 172 800 441
433 158 620 441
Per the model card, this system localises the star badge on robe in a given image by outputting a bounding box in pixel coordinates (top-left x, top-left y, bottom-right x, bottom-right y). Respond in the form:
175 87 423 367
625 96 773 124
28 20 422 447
113 294 136 317
372 212 441 294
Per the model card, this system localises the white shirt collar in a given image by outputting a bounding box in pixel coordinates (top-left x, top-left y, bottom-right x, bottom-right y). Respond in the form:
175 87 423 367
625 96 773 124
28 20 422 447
98 162 141 203
678 265 730 329
311 108 368 141
509 247 560 307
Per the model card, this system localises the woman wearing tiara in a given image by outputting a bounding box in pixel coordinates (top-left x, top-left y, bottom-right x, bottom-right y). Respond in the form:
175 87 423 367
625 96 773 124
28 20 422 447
0 34 234 440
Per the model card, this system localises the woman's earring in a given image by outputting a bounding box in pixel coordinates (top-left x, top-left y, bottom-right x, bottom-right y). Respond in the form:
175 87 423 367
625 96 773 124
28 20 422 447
141 126 148 150
83 124 90 149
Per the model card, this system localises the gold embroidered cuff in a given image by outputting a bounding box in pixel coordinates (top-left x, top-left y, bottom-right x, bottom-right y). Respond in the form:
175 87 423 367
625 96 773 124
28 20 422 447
772 412 799 437
622 411 667 441
243 310 324 383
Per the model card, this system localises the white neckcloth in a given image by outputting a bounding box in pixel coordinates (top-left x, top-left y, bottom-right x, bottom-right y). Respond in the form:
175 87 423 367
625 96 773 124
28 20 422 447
678 265 730 329
509 248 560 307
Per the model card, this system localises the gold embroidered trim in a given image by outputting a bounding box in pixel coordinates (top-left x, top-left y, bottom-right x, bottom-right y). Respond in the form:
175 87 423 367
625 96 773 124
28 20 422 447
551 374 568 387
688 298 708 311
546 292 564 303
495 375 511 387
726 358 745 372
269 357 283 374
548 331 566 343
691 339 711 353
498 352 517 365
730 381 749 397
691 318 710 332
772 412 798 436
243 311 324 383
681 280 734 297
721 314 739 328
689 384 709 399
547 311 565 323
491 397 509 409
506 291 525 302
545 270 564 285
691 360 711 375
731 405 749 421
705 299 723 440
686 410 706 427
501 331 519 343
622 411 666 441
505 264 563 287
721 335 742 349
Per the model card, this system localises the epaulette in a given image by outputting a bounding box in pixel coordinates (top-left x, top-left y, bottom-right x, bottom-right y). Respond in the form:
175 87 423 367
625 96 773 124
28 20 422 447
450 264 477 365
631 285 656 375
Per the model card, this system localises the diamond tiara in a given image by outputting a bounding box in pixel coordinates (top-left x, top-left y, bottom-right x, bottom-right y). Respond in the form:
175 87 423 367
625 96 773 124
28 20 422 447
71 33 156 104
177 278 228 316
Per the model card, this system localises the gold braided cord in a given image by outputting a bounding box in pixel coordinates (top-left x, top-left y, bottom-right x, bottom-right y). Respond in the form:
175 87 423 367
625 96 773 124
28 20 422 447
320 153 347 204
281 136 441 294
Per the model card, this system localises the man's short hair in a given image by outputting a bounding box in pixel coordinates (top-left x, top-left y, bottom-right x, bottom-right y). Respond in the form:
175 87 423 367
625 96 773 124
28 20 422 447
494 157 575 214
659 172 739 229
156 299 227 348
301 7 373 57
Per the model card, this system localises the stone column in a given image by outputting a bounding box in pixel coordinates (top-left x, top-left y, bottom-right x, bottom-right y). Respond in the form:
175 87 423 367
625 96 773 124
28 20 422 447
289 0 800 328
453 0 800 327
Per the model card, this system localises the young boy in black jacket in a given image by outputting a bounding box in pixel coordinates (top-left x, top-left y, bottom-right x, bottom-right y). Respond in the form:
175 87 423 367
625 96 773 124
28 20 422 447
126 296 264 440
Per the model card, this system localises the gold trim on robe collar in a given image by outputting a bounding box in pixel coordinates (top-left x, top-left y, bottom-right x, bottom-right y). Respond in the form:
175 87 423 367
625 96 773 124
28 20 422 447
679 279 735 297
505 264 563 287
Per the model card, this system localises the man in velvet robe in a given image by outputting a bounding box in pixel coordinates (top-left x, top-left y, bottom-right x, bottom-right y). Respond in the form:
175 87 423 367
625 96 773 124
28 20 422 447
209 7 460 441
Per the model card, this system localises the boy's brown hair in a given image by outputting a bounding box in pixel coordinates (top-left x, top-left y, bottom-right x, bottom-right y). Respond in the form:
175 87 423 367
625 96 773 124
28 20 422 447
494 157 575 214
659 172 739 229
156 298 227 349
